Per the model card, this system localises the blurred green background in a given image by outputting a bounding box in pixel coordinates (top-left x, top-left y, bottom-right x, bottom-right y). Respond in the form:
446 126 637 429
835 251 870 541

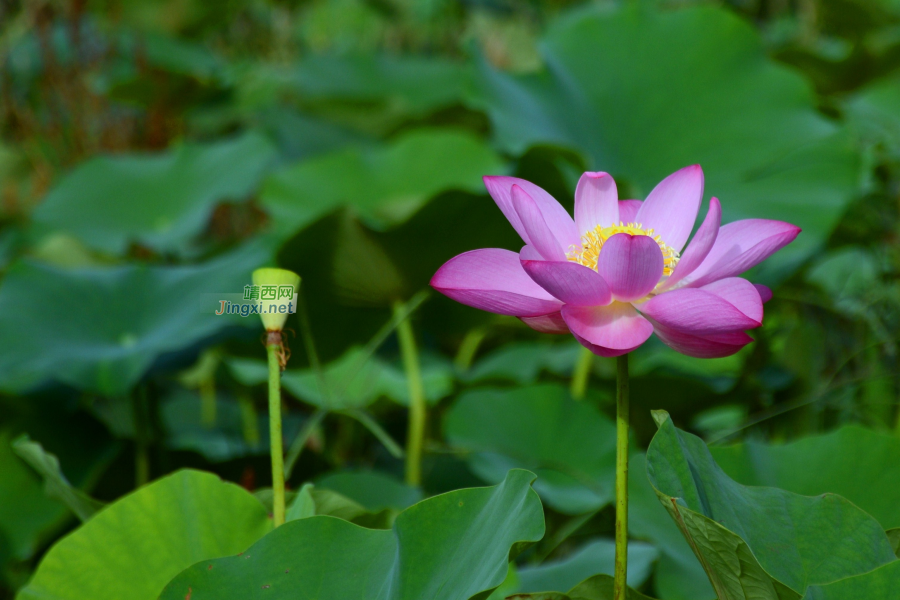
1 0 900 597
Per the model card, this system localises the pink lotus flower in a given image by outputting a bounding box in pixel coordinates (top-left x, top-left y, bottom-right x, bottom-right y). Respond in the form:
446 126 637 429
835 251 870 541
431 166 800 358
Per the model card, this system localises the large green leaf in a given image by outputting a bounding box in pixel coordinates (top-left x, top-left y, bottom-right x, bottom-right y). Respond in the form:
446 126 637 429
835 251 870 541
711 425 900 530
260 128 505 239
805 247 880 302
845 75 900 159
803 560 900 599
628 454 712 600
468 5 859 275
0 241 270 395
444 384 616 515
32 132 277 255
159 469 544 600
647 412 896 599
16 470 271 600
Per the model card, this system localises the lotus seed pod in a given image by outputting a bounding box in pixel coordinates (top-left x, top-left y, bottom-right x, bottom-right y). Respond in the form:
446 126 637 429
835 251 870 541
252 268 301 332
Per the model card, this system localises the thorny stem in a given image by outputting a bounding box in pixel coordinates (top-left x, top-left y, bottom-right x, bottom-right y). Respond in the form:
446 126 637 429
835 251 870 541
266 332 286 527
570 347 594 400
394 300 426 487
614 353 630 600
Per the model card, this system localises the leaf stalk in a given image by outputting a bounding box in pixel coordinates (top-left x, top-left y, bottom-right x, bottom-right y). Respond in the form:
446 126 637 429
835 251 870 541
394 300 426 487
266 332 286 527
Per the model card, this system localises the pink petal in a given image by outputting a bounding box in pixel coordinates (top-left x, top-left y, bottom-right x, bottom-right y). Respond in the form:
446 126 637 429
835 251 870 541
700 277 763 323
618 200 642 223
635 165 704 252
562 302 654 356
638 287 761 335
483 176 578 249
659 197 721 291
651 320 753 358
522 259 612 306
596 233 664 302
575 172 618 237
680 219 802 288
570 333 635 357
520 311 569 334
754 284 773 303
513 185 567 261
519 245 542 261
431 248 562 317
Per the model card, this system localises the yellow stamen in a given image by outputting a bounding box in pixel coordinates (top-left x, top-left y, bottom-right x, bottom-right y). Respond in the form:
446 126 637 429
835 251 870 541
567 222 680 276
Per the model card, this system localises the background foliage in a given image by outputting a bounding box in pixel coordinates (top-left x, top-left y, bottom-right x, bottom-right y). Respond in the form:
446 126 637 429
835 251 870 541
2 0 900 598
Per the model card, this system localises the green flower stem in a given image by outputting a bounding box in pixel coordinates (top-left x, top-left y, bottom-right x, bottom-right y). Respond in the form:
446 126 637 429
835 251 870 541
454 327 487 371
394 300 426 487
266 336 286 527
570 346 594 400
614 353 630 600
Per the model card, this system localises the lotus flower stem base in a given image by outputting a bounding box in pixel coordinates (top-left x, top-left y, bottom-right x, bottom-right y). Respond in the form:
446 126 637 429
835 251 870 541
614 353 629 599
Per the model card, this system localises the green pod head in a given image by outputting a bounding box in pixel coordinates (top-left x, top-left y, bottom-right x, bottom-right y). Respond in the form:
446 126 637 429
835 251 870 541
251 267 301 332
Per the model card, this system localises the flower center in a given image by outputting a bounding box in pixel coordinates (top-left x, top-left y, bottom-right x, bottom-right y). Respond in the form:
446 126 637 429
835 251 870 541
566 222 680 276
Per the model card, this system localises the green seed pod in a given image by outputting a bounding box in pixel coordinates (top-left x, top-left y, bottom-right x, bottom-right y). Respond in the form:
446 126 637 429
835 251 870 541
251 268 301 332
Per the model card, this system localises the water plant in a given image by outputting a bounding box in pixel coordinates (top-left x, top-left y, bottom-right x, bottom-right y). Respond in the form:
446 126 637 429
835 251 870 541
252 267 301 527
431 165 799 598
